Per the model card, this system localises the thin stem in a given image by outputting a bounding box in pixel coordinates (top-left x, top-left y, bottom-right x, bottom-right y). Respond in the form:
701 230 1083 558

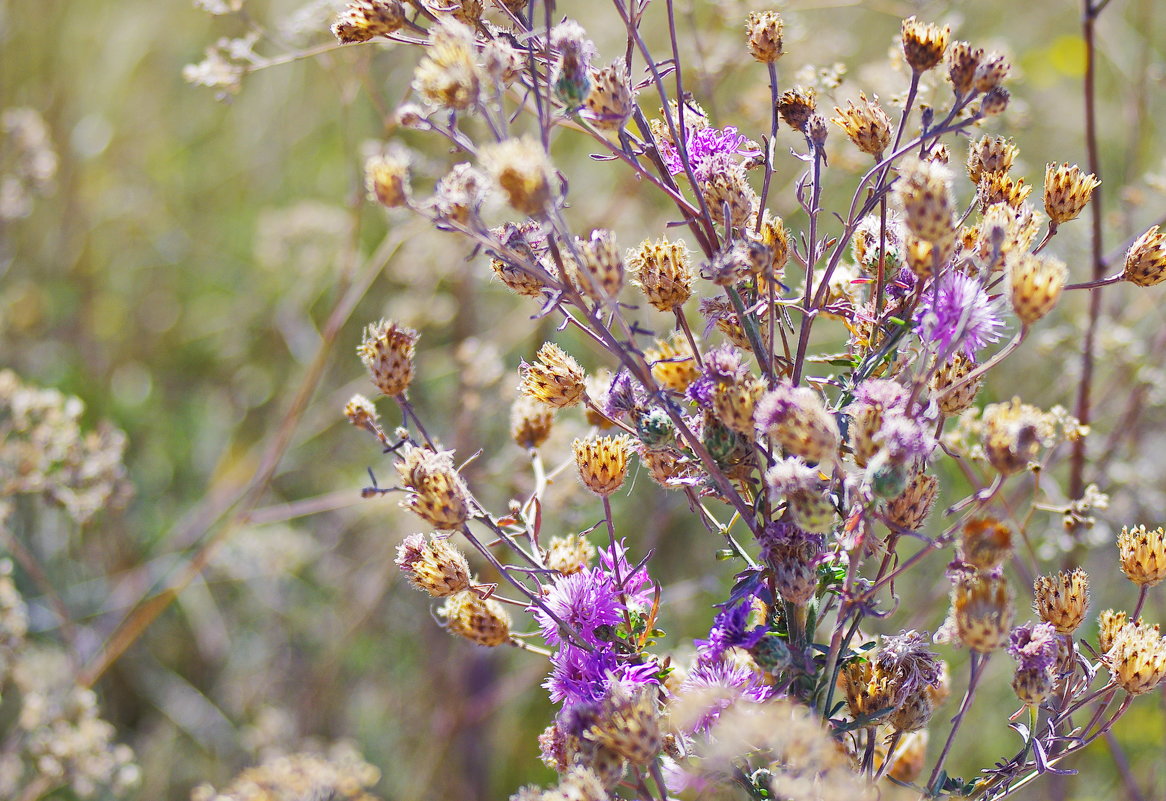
756 61 781 219
928 652 989 793
1131 583 1150 618
791 144 825 385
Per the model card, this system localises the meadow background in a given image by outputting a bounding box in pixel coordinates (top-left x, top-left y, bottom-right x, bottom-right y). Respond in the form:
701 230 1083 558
2 0 1165 798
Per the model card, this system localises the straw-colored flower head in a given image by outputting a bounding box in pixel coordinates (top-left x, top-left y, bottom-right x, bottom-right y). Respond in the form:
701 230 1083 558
893 158 955 246
886 730 928 783
439 589 511 647
412 20 481 111
365 148 410 208
646 333 700 393
1043 163 1100 226
832 93 892 157
714 375 766 437
520 343 586 408
546 533 597 575
1034 568 1090 634
584 686 661 766
481 136 555 217
576 229 624 300
639 447 695 490
1098 609 1128 654
331 0 406 43
1011 666 1056 707
951 573 1015 653
777 86 816 132
1104 621 1166 695
983 398 1053 476
978 172 1031 211
1008 253 1067 326
446 0 483 25
358 319 418 397
886 472 938 532
947 41 983 96
889 690 934 733
842 659 896 722
752 212 791 276
755 382 841 464
573 435 631 497
701 164 758 231
766 459 835 533
960 517 1013 572
901 17 950 73
629 238 693 311
396 446 470 530
931 353 983 416
1117 525 1166 587
904 234 941 279
395 533 471 597
746 10 784 63
344 393 379 429
552 766 613 801
510 394 555 449
430 162 484 226
980 86 1010 116
585 62 635 131
1122 225 1166 287
977 201 1040 272
967 136 1018 185
974 52 1011 92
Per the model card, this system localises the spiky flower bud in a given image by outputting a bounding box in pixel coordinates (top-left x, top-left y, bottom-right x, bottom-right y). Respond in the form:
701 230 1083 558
365 147 410 208
639 447 695 490
893 158 955 246
1033 568 1090 634
546 533 596 575
395 533 471 596
1098 609 1128 654
576 229 624 300
1122 225 1166 287
584 686 661 765
344 394 379 429
701 163 758 230
947 41 983 96
585 62 635 131
960 517 1013 572
358 320 418 397
842 659 896 722
966 136 1018 184
629 238 693 311
1104 621 1166 695
982 398 1053 476
1011 666 1056 706
331 0 406 43
760 522 822 606
831 93 892 157
979 174 1032 214
1008 253 1067 325
520 343 586 408
766 458 835 533
746 10 784 63
1043 163 1100 226
511 394 555 449
755 382 841 464
439 589 511 646
573 435 631 497
490 223 546 298
931 353 983 416
974 52 1011 92
980 86 1010 116
901 17 950 73
951 573 1015 653
714 375 766 436
777 86 816 132
886 472 939 532
396 446 470 530
413 20 481 111
645 333 700 393
481 136 555 216
1117 525 1166 587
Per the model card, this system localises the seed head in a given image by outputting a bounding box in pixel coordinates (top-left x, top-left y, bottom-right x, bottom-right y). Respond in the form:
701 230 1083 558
1098 609 1128 654
481 136 555 217
978 172 1031 211
1008 252 1067 326
344 393 379 429
746 10 784 63
439 589 511 646
584 62 635 131
831 93 892 157
960 517 1013 572
755 381 841 464
490 223 546 298
546 533 597 575
901 17 950 74
1117 525 1166 587
429 163 485 226
980 86 1010 116
931 353 983 416
510 394 555 449
974 52 1011 92
983 398 1053 475
1033 568 1090 634
777 86 816 132
947 41 983 96
628 238 693 311
576 229 624 300
966 136 1018 184
584 686 661 765
413 20 481 111
842 659 896 722
751 212 791 277
1043 163 1100 226
364 147 410 208
1123 225 1166 287
639 446 697 490
331 0 406 43
646 333 700 393
886 471 938 532
395 533 471 597
1104 620 1166 695
714 374 766 436
358 319 418 398
573 435 631 497
520 343 586 408
893 157 955 246
766 458 835 533
396 446 470 530
951 573 1015 653
700 160 758 230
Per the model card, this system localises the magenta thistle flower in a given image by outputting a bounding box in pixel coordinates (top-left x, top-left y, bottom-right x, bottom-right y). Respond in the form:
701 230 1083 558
534 568 623 646
657 124 759 183
678 658 774 734
544 643 618 706
1008 622 1059 673
599 538 652 605
915 271 1004 357
695 600 767 662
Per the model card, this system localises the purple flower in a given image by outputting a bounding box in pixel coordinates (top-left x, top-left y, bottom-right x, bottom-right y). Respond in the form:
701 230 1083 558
686 376 716 409
603 369 643 420
544 643 618 706
874 630 942 701
599 538 652 605
533 568 623 647
915 271 1004 357
887 266 918 300
877 413 937 462
678 658 774 734
695 600 767 662
851 378 909 411
1008 622 1060 673
658 125 759 183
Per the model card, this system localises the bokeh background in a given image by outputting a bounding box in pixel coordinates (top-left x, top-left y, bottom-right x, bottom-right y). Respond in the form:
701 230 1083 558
2 0 1165 798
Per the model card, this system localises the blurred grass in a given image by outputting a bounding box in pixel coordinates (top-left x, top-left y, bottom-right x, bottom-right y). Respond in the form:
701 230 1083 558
2 0 1166 798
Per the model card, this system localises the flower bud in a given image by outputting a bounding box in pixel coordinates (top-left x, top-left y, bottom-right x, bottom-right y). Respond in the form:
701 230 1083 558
439 589 511 646
358 319 418 397
1008 253 1067 326
1043 162 1099 226
520 343 586 408
1117 525 1166 587
510 394 555 449
951 573 1014 653
395 533 471 596
1033 568 1090 634
396 446 470 530
629 238 693 311
573 435 631 497
901 17 950 73
746 10 784 63
331 0 405 43
1123 225 1166 287
831 93 892 157
1105 621 1166 695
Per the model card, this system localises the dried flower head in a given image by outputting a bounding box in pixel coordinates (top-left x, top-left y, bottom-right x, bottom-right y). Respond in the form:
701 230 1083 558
395 533 471 596
1008 252 1067 326
646 333 700 393
520 343 586 408
751 212 791 277
430 162 485 226
842 659 896 722
331 0 406 43
577 229 624 300
1043 163 1100 226
1122 225 1166 287
886 471 938 532
765 458 835 533
713 374 765 436
412 20 481 111
845 379 908 468
980 86 1011 116
364 147 410 208
439 589 511 646
951 572 1015 653
1104 621 1166 695
1098 609 1128 654
983 398 1053 475
960 517 1013 572
700 159 758 230
481 136 555 216
947 41 983 96
584 686 661 765
195 746 382 801
831 93 892 157
758 521 823 606
746 11 784 63
979 171 1032 211
490 226 546 298
629 237 693 311
755 381 841 464
875 630 943 704
511 394 555 449
396 446 470 530
584 62 635 131
547 533 597 575
932 353 983 416
1033 568 1090 634
358 319 418 397
974 51 1011 92
1117 525 1166 587
777 86 816 132
344 394 379 429
573 435 632 497
966 136 1018 184
893 158 955 246
639 446 697 490
901 17 950 73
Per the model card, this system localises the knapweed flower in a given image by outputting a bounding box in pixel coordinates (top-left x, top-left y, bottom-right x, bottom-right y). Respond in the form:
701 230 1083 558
395 533 471 597
1043 163 1099 226
982 397 1055 476
960 517 1013 572
358 319 417 397
745 10 784 63
695 600 767 663
331 0 405 44
1123 225 1166 287
949 572 1014 653
520 342 586 408
1104 621 1166 695
599 538 651 604
584 685 661 765
758 521 823 605
439 589 511 646
510 394 555 449
657 124 758 183
481 136 555 216
584 62 634 131
948 41 983 96
1008 622 1059 705
886 471 939 532
894 157 956 246
875 630 943 701
901 17 950 73
1117 525 1166 587
966 135 1018 184
550 20 595 108
628 237 693 311
766 457 835 533
831 93 892 157
573 435 631 497
395 445 469 530
546 533 597 576
1033 568 1090 633
675 658 774 734
544 644 619 706
915 270 1003 357
1008 253 1067 326
412 19 481 111
534 568 622 647
754 381 840 464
